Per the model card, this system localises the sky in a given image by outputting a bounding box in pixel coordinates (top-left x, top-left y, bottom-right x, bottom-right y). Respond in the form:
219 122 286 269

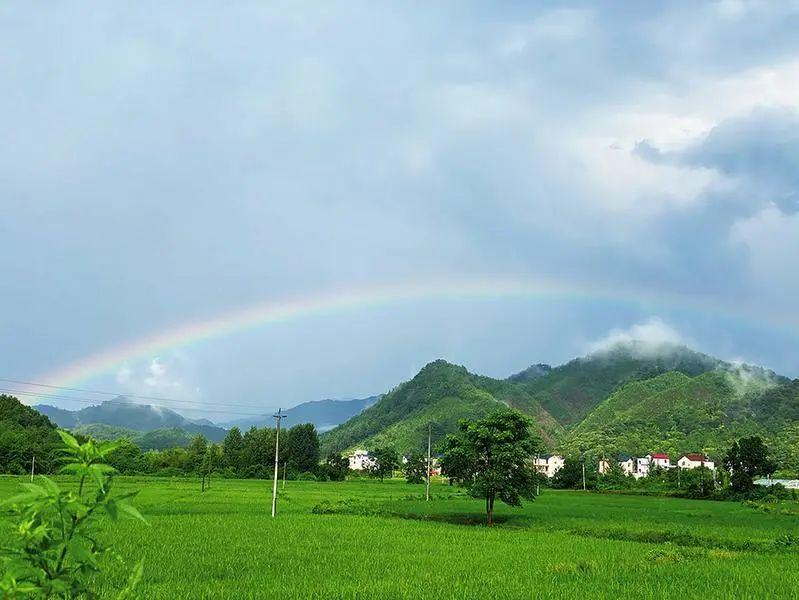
2 1 798 421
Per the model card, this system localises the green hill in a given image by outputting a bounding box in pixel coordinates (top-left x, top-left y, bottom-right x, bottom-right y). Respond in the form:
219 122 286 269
510 343 725 426
320 360 563 455
563 368 799 471
72 423 196 450
0 394 61 474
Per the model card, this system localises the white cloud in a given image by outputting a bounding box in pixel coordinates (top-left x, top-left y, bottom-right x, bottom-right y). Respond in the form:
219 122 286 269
587 317 685 356
114 354 200 403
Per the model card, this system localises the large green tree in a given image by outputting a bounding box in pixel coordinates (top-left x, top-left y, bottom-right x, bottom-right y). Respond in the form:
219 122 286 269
402 451 427 484
441 410 542 524
222 427 245 474
724 436 777 493
286 423 320 474
367 446 399 482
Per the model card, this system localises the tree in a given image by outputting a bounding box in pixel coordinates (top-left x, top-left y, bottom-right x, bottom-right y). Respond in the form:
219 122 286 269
440 410 542 524
724 436 777 493
402 451 427 484
286 423 320 474
319 453 349 481
367 447 399 482
186 434 209 474
222 426 244 474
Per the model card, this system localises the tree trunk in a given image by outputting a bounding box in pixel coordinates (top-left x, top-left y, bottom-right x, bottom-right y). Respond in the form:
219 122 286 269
486 494 494 525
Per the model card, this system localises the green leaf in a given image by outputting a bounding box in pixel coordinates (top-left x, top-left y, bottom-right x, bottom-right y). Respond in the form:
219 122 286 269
116 501 147 524
117 559 145 600
57 429 81 451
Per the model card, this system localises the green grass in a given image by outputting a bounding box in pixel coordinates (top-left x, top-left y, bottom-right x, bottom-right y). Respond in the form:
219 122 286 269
2 476 798 598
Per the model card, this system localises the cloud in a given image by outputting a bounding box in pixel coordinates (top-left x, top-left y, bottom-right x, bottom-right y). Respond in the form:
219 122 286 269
587 317 685 356
114 354 199 404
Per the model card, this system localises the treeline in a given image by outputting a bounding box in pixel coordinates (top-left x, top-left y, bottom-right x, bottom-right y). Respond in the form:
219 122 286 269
101 424 350 481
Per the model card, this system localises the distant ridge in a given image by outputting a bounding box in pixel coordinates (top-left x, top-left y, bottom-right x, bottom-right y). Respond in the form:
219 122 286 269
224 396 379 432
34 396 228 442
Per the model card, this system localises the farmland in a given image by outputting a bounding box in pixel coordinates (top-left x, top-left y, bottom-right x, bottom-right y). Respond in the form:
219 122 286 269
2 476 798 599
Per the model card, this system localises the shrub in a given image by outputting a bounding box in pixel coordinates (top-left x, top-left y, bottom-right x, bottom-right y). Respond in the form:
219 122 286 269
0 431 145 598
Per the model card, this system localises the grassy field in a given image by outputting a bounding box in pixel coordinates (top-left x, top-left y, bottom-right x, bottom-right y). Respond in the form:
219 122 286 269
2 476 798 599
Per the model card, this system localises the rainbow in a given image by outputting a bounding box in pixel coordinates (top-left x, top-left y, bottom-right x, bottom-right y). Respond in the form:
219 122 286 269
24 276 799 396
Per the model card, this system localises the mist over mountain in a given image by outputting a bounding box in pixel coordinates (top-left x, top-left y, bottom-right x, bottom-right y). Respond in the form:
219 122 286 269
34 397 228 442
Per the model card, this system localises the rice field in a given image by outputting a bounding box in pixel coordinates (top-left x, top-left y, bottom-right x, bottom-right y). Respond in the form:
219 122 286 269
1 476 798 599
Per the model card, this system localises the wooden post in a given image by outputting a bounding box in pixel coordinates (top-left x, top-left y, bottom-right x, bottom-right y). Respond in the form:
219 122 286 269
30 455 35 482
282 462 287 490
425 422 431 501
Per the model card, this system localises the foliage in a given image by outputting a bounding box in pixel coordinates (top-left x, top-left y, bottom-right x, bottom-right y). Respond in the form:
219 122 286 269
0 431 145 598
551 457 598 490
367 447 399 482
513 344 722 425
402 452 427 484
320 360 562 455
0 395 61 475
440 410 542 524
286 424 320 474
318 453 349 482
725 436 777 493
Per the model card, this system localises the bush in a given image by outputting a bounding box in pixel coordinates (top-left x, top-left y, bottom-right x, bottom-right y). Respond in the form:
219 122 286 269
0 431 145 597
297 471 317 481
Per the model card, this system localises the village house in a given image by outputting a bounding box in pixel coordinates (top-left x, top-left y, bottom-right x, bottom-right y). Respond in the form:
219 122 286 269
648 453 671 470
598 454 635 476
348 449 373 471
534 454 565 478
598 454 654 479
677 454 715 471
634 456 651 479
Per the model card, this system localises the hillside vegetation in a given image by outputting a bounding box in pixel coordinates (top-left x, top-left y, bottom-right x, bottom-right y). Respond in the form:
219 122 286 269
320 360 563 454
512 344 724 425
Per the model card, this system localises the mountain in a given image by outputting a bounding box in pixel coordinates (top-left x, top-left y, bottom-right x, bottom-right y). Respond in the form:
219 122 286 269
509 343 725 426
225 396 379 432
34 397 228 442
320 360 563 455
507 363 551 383
562 367 799 473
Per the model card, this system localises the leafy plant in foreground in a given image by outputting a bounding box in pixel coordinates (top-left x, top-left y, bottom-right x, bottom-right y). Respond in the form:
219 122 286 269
0 431 145 598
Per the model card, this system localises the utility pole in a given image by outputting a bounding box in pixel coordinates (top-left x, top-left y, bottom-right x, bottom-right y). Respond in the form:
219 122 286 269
30 455 35 482
271 408 285 518
580 447 587 491
425 422 432 502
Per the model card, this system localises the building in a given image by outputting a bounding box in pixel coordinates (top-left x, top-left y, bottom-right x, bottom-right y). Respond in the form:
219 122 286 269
598 455 635 476
534 455 565 478
648 453 671 470
348 450 373 471
634 456 651 479
677 454 715 471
